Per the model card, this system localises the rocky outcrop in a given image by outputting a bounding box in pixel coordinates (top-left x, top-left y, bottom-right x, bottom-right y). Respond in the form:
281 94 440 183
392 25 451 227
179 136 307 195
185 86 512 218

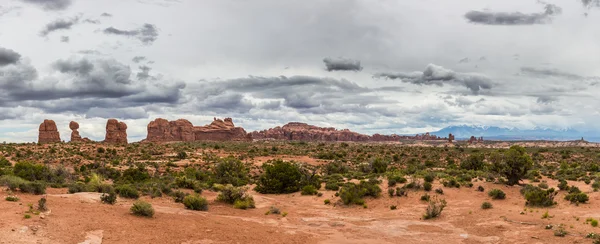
251 122 405 142
104 119 128 144
69 121 91 143
38 119 61 143
469 136 484 144
144 117 251 142
146 118 195 142
448 133 455 143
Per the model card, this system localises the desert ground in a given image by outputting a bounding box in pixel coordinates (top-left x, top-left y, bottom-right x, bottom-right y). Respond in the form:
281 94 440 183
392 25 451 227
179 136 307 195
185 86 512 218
1 140 600 244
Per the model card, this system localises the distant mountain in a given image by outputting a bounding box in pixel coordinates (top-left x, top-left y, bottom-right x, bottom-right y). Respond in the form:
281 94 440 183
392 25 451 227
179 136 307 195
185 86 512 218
428 125 592 141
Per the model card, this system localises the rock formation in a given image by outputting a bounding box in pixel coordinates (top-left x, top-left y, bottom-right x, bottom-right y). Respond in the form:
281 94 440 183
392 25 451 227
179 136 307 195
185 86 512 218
251 122 407 142
146 118 195 142
468 136 484 144
69 121 91 143
448 133 455 143
38 119 61 143
104 119 128 144
144 117 251 142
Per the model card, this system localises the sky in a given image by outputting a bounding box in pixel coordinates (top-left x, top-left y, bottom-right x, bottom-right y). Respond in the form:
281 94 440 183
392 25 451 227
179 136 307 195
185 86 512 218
0 0 600 142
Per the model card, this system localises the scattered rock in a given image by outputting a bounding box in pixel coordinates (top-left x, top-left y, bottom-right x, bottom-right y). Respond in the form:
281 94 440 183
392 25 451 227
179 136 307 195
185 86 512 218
78 230 104 244
104 119 128 144
38 119 61 143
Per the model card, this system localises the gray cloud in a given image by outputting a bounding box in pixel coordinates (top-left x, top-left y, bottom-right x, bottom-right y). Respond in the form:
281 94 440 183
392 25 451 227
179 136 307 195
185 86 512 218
60 36 69 42
21 0 71 11
374 64 493 94
458 58 470 63
465 3 562 25
520 67 600 81
136 65 151 80
86 107 148 119
323 57 363 71
40 17 79 36
132 56 146 63
103 24 158 44
83 19 100 24
582 0 600 7
0 47 21 66
100 12 112 17
536 95 559 104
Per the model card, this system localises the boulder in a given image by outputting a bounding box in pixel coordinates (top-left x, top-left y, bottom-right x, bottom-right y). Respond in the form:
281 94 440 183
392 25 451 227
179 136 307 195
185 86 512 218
104 119 128 144
38 119 61 143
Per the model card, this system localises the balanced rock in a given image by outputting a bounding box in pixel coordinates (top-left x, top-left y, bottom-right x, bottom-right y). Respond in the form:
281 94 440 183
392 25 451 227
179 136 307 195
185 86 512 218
38 119 61 143
69 121 91 143
104 119 128 144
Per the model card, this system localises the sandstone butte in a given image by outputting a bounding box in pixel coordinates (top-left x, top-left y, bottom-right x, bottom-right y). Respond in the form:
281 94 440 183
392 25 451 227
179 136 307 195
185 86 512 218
69 121 92 143
104 119 128 144
38 119 61 143
250 122 449 142
144 117 251 142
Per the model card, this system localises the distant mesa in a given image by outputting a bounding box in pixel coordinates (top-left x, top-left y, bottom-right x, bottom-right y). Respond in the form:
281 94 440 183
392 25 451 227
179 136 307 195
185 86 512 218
251 122 448 142
144 117 251 143
38 119 61 144
104 119 128 144
69 121 92 143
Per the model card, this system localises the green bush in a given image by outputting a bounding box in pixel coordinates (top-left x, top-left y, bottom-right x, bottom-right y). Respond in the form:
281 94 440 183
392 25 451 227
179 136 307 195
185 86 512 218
558 179 569 191
325 181 340 191
0 175 27 191
489 146 533 185
488 189 506 200
130 200 154 217
477 185 485 192
101 191 117 205
5 195 19 201
423 182 432 191
233 198 255 209
19 182 46 195
217 185 253 205
183 194 208 211
68 182 88 193
420 194 430 201
521 185 556 207
481 201 493 209
255 160 306 194
116 185 140 199
461 153 485 171
371 158 388 174
214 157 249 186
324 161 349 175
338 180 381 205
171 190 188 203
565 192 589 204
121 165 150 183
177 151 187 159
301 185 318 195
424 173 435 183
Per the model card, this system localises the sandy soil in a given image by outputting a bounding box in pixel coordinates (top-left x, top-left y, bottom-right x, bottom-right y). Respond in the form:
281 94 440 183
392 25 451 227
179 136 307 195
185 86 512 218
1 179 598 244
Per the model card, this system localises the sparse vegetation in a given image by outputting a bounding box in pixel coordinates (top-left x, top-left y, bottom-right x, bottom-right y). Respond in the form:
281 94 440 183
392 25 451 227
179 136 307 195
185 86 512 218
423 196 447 220
130 200 154 217
488 189 506 200
183 194 209 211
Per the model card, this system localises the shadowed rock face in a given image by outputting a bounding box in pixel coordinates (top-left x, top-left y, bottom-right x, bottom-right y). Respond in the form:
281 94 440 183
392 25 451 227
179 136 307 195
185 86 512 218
39 119 61 143
104 119 127 144
144 117 251 142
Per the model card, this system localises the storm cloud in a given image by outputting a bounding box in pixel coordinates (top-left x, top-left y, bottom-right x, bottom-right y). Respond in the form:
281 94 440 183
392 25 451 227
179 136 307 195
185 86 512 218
40 17 79 36
0 47 21 66
21 0 72 11
374 64 493 94
465 3 562 25
520 67 600 81
103 24 158 44
323 57 363 71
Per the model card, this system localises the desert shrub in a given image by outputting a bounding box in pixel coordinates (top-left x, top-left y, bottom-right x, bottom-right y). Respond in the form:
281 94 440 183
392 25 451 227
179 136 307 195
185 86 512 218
0 175 27 191
461 153 485 171
388 188 395 197
214 157 249 186
116 185 140 199
423 196 447 220
183 194 209 211
406 179 422 190
5 195 19 201
396 187 407 197
217 184 254 206
371 158 388 174
130 200 154 217
19 181 46 195
481 201 493 209
521 185 557 207
255 160 305 194
441 178 460 188
488 189 506 200
0 156 10 167
477 185 485 192
423 182 432 191
558 179 569 191
423 173 435 183
37 197 47 211
390 205 397 210
171 190 188 203
68 182 88 193
435 188 444 195
325 181 340 191
121 165 150 183
324 199 331 205
565 192 589 204
489 146 533 185
538 182 549 189
420 194 430 201
233 198 255 209
177 151 187 159
301 185 318 195
324 161 349 175
568 186 581 194
338 180 381 205
13 162 47 181
554 226 567 237
101 191 117 205
268 206 280 214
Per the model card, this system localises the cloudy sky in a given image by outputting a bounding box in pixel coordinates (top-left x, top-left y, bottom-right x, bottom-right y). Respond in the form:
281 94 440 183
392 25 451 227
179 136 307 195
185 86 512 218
0 0 599 142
